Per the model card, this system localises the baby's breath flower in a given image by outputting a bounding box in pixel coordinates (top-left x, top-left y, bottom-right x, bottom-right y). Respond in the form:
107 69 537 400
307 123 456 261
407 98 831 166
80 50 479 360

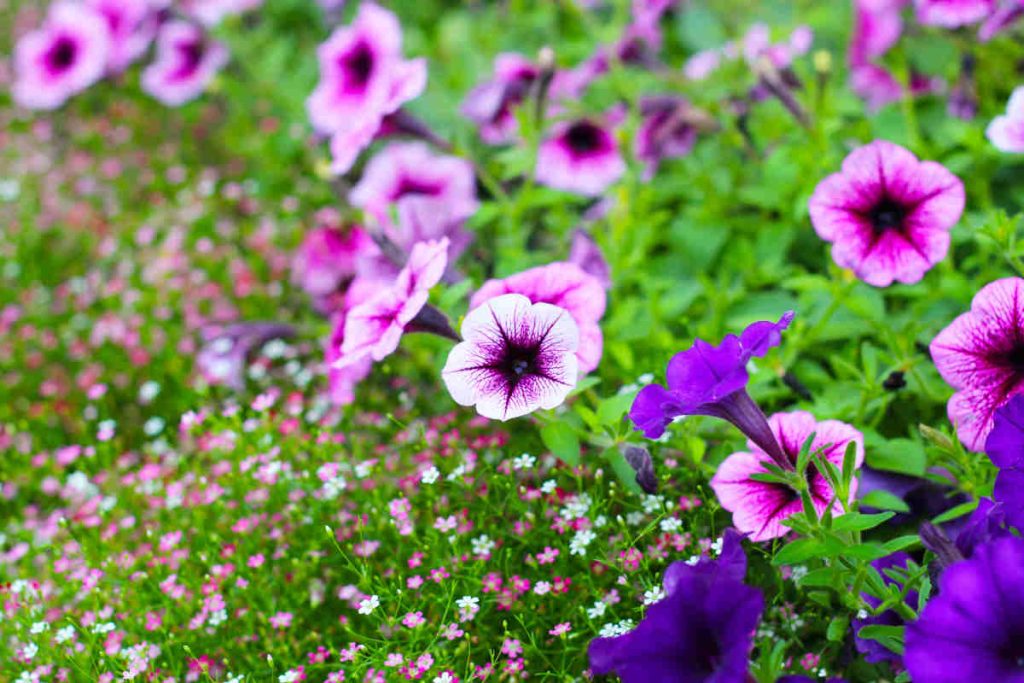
357 595 380 615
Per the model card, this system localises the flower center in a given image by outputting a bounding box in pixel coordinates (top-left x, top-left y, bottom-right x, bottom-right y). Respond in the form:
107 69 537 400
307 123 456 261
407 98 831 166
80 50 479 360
998 344 1024 372
496 344 539 384
47 36 77 71
868 198 906 234
343 42 374 88
392 177 444 200
178 41 205 74
565 122 603 155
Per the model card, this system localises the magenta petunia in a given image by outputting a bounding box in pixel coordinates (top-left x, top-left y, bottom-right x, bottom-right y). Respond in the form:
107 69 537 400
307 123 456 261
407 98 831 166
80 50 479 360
914 0 995 27
535 116 625 197
809 140 964 287
12 2 111 111
849 0 906 66
334 238 448 368
306 3 426 172
633 96 698 179
930 277 1024 451
86 0 156 74
324 312 373 406
141 20 229 106
710 411 864 542
290 224 378 313
461 53 540 145
442 294 579 421
470 262 606 374
986 86 1024 153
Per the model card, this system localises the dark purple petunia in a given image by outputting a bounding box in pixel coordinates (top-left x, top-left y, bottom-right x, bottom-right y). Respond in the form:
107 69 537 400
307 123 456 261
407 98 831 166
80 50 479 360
633 95 699 179
629 312 794 469
852 552 917 664
985 394 1024 530
588 529 763 683
905 534 1024 682
460 52 540 145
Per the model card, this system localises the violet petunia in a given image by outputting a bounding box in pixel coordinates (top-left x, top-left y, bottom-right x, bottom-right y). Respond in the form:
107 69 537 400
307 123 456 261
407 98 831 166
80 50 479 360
335 238 448 368
12 1 111 111
849 0 907 66
442 294 579 421
629 312 794 468
568 230 611 290
141 20 229 106
931 277 1024 451
460 53 540 145
470 262 606 374
809 140 964 287
904 535 1024 682
986 86 1024 153
535 116 625 197
710 411 864 541
86 0 156 74
985 394 1024 529
914 0 995 27
587 529 764 683
633 96 698 179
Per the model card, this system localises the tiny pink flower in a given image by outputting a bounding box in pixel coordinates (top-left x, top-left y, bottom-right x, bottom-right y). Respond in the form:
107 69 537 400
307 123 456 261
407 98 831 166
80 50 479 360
402 611 426 628
987 86 1024 153
269 611 293 629
141 21 228 106
12 2 111 110
809 140 964 287
548 622 572 636
442 294 579 421
536 116 625 196
710 411 864 541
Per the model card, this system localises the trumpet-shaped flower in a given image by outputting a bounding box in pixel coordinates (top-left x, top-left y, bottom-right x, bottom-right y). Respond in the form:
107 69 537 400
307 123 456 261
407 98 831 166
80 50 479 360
141 21 229 106
536 117 625 197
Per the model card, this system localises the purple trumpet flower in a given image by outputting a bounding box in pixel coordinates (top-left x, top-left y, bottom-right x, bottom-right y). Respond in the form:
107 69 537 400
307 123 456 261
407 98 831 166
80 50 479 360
984 393 1024 530
629 312 794 470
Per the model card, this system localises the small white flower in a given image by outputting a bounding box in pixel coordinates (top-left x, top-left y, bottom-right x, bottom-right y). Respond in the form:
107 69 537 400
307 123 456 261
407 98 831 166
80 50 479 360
791 565 809 581
21 642 38 660
512 453 536 470
659 517 682 533
357 595 380 615
421 467 440 484
143 417 165 436
642 495 667 514
533 581 551 595
278 670 301 683
54 625 75 643
642 586 666 605
456 595 479 610
138 381 161 403
471 535 495 556
446 465 466 481
585 601 607 619
569 529 596 556
540 479 557 494
91 621 116 634
561 493 592 520
354 461 374 479
625 511 645 526
856 609 869 620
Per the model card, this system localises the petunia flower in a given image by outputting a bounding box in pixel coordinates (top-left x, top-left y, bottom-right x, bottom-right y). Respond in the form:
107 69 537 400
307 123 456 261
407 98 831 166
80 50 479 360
335 238 448 368
852 552 917 663
710 411 864 541
290 224 378 314
442 294 579 421
535 116 625 197
587 529 764 683
808 140 964 287
633 96 698 180
12 2 111 110
306 3 426 172
470 262 606 374
141 20 229 106
196 322 295 391
904 535 1024 682
350 142 478 265
914 0 995 27
986 86 1024 153
568 230 611 290
849 0 907 66
460 53 540 145
984 394 1024 529
931 277 1024 451
978 0 1024 40
629 312 794 468
180 0 264 27
86 0 156 74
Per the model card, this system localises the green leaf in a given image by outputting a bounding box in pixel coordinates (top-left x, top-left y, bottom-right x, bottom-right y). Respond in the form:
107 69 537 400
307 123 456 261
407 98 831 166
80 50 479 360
772 537 822 566
827 616 850 642
856 624 905 655
931 499 979 525
540 422 580 467
866 438 926 477
596 390 637 427
798 567 839 589
831 511 895 532
881 535 921 554
859 490 911 513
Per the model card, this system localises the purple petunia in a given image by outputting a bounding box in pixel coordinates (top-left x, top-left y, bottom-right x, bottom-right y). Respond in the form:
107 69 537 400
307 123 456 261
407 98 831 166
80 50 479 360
984 394 1024 529
12 1 111 111
587 529 764 683
442 293 579 421
904 534 1024 682
535 115 625 197
914 0 995 27
809 140 964 287
931 277 1024 451
460 53 540 145
633 95 698 179
290 224 378 315
141 20 229 106
629 312 794 469
86 0 156 74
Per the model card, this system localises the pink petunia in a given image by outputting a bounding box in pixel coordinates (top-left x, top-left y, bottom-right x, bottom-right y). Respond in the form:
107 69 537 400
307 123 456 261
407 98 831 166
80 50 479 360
334 238 448 368
442 294 579 421
914 0 995 27
181 0 264 27
306 3 426 172
12 2 111 110
141 20 229 106
470 262 606 374
710 411 864 542
849 0 907 66
461 53 540 145
633 95 698 179
930 278 1024 451
536 116 626 197
291 224 378 313
986 86 1024 153
808 140 964 287
86 0 156 74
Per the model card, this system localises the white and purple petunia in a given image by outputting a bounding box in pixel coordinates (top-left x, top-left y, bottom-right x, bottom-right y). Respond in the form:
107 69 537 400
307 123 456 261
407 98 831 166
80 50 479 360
442 293 579 421
86 0 156 74
141 20 229 106
12 1 112 110
710 411 864 542
536 116 625 197
809 140 965 287
306 3 426 174
931 277 1024 451
914 0 995 27
986 86 1024 153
